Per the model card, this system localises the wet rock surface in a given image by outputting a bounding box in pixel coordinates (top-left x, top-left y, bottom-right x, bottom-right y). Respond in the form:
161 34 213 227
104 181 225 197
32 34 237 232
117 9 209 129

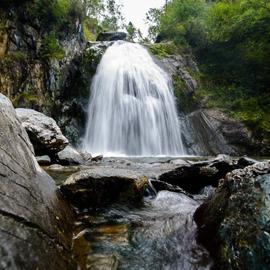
194 161 270 270
0 94 74 269
60 168 148 209
158 155 253 193
16 108 69 156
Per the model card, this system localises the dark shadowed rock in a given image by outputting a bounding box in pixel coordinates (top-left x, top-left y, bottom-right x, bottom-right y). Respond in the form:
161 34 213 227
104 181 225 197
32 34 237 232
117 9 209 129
97 32 127 41
194 161 270 270
60 168 148 209
0 94 74 269
57 145 84 165
158 155 238 193
16 108 69 156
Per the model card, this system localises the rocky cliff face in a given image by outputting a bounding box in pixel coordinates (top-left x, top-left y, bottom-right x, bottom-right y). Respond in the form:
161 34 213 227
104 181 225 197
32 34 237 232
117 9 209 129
0 94 74 269
0 2 107 144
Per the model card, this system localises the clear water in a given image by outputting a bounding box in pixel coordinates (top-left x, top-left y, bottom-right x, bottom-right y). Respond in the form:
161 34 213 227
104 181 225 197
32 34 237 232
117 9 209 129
83 41 185 156
73 191 212 270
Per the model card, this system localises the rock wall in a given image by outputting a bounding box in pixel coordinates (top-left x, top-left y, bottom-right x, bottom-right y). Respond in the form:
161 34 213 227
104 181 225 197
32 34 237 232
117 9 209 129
0 94 74 269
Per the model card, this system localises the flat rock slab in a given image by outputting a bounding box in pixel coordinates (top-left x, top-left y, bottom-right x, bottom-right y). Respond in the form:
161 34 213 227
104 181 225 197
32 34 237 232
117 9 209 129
61 168 148 209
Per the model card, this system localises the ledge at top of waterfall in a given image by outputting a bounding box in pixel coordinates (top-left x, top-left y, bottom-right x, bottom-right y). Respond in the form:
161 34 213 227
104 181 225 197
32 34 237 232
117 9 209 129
83 41 185 157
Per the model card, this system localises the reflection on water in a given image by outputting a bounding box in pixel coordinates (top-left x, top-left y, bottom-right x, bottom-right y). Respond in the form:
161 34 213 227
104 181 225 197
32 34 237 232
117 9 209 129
73 191 212 270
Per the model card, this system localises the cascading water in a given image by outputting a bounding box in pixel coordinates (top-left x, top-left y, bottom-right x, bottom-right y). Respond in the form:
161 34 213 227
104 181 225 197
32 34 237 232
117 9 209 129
83 41 185 156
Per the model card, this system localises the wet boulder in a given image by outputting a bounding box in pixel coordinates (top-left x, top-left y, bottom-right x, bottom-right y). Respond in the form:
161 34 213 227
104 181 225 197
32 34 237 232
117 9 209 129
36 155 51 165
96 32 127 41
60 168 148 208
16 108 69 156
194 161 270 270
0 94 74 269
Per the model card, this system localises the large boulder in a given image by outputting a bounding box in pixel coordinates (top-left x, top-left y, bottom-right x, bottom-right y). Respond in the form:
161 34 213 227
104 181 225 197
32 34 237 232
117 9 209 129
0 94 74 269
194 161 270 270
96 32 127 41
16 108 69 156
60 168 148 208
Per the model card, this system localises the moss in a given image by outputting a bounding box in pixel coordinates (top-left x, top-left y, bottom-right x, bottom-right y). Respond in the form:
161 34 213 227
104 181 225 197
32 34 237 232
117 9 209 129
82 18 99 42
39 32 65 60
173 75 198 113
146 42 179 59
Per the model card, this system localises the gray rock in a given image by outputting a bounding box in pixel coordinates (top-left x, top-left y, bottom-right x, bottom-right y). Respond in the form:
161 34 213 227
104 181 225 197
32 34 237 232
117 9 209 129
60 168 148 208
36 155 51 165
182 109 260 156
57 145 84 165
97 32 127 41
0 94 74 269
16 108 69 156
194 161 270 270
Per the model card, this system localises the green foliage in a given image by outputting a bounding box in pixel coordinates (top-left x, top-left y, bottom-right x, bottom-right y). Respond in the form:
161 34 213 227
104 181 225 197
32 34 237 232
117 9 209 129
40 32 65 60
151 0 270 137
147 42 178 59
126 22 137 42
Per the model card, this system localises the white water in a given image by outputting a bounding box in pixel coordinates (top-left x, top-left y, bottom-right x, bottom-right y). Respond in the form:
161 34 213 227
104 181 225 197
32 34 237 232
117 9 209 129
83 41 185 156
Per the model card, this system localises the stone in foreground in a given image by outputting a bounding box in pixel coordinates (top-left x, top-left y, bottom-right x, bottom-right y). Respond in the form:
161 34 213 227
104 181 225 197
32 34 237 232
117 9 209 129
194 161 270 270
60 168 148 208
0 94 74 269
16 108 69 156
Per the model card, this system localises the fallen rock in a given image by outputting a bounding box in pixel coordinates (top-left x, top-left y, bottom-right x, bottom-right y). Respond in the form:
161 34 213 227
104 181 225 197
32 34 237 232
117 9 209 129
97 32 127 41
36 155 51 165
91 155 103 163
194 161 270 270
57 145 84 165
60 168 148 208
16 108 69 156
0 94 74 269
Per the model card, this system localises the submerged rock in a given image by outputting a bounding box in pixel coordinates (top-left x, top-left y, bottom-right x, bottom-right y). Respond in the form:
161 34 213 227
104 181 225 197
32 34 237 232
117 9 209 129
16 108 68 156
60 168 148 208
194 161 270 270
57 145 84 165
97 32 127 41
0 94 74 269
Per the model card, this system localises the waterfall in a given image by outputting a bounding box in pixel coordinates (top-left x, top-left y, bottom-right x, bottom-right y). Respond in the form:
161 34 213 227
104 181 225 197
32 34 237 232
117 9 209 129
83 41 185 156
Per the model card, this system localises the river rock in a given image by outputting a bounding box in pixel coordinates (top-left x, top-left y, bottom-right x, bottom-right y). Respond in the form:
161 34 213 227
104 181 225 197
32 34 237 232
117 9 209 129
97 32 127 41
158 155 238 193
16 108 69 156
60 168 148 208
194 161 270 270
57 145 84 165
0 94 74 269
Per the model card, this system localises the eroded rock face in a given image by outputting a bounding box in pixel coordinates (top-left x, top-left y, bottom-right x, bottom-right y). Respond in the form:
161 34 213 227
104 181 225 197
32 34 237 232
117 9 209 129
194 161 270 270
182 109 267 156
0 94 74 269
60 168 148 209
16 108 69 156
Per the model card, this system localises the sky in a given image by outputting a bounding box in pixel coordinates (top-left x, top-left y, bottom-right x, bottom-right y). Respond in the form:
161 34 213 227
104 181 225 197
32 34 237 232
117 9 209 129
118 0 165 37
